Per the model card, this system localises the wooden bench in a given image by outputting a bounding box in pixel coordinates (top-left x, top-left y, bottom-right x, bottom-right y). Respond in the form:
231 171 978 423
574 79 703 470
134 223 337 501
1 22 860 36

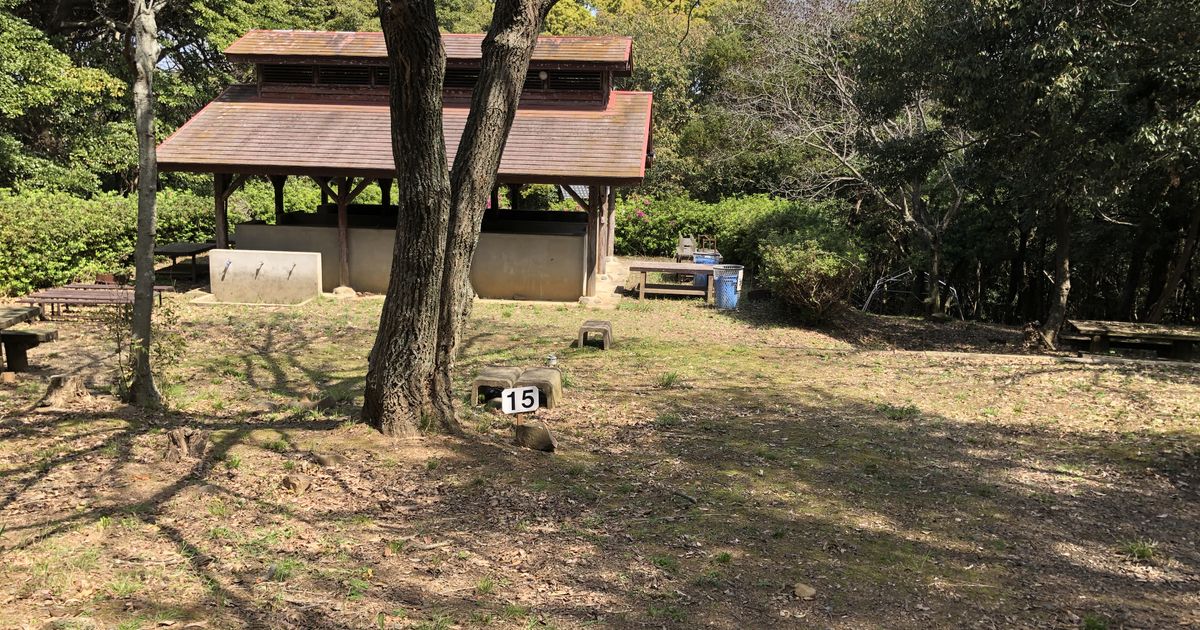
628 261 715 303
578 320 613 350
20 284 174 316
155 242 216 281
1066 320 1199 361
1 328 57 372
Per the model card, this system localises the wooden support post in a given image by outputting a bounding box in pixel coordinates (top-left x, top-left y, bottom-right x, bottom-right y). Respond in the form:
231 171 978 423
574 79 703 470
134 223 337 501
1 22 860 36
607 186 617 259
269 175 287 225
336 177 351 288
379 178 393 212
214 173 230 249
320 177 330 209
586 186 602 297
490 185 500 210
597 186 609 275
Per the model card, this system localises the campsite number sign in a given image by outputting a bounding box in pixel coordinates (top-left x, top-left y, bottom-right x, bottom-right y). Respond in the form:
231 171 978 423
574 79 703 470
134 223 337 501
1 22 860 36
501 386 540 414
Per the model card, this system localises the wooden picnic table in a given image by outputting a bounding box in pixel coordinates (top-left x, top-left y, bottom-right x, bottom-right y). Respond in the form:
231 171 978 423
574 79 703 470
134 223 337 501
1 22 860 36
628 261 715 303
19 284 174 316
1066 319 1199 361
0 305 42 330
155 241 216 281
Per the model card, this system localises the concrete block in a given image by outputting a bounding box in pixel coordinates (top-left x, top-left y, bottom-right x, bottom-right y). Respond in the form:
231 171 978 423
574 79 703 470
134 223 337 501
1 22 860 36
207 249 321 305
578 319 613 350
515 367 563 410
471 366 524 405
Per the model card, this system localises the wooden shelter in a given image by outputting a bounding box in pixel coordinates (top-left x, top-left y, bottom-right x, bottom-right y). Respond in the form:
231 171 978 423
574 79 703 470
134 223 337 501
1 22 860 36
157 30 653 300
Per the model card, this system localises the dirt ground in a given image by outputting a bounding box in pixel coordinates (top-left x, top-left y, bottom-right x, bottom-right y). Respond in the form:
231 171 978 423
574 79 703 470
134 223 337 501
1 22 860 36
0 294 1197 629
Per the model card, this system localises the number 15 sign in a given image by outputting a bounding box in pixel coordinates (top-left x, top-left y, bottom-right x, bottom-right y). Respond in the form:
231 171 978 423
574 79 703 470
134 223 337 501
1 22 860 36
501 386 540 414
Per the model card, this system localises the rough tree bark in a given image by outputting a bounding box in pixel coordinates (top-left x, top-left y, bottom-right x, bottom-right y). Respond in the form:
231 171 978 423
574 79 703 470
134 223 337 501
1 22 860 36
1040 204 1072 348
431 0 558 422
1145 203 1200 323
363 0 451 437
364 0 557 436
127 0 163 408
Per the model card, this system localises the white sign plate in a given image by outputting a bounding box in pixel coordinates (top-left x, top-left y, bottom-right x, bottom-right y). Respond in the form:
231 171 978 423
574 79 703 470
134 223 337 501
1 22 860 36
501 386 540 414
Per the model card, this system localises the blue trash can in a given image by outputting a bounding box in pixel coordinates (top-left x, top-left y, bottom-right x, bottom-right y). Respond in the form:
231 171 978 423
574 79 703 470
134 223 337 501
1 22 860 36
692 251 722 287
713 264 744 309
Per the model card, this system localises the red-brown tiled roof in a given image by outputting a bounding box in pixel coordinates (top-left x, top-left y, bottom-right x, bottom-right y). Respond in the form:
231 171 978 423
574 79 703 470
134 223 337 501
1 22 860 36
224 30 633 69
157 85 653 184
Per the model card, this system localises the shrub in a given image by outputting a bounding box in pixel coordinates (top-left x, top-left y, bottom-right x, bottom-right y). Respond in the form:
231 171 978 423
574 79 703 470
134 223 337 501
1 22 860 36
614 194 724 255
0 186 275 296
613 193 862 320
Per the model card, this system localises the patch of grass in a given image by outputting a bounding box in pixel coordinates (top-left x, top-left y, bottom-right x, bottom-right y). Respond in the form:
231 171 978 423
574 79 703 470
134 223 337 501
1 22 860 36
388 539 410 555
876 403 920 420
346 577 371 600
223 454 242 470
1082 614 1109 630
426 458 441 471
713 551 732 564
654 412 682 428
263 438 289 453
503 603 531 619
209 526 234 540
1119 540 1158 562
207 499 230 517
657 372 682 388
106 575 143 598
268 557 302 581
647 603 686 622
476 576 496 595
692 569 722 587
650 554 679 574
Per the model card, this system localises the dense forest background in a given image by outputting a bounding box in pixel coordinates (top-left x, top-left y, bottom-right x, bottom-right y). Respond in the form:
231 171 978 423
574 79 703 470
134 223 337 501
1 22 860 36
1 0 1197 326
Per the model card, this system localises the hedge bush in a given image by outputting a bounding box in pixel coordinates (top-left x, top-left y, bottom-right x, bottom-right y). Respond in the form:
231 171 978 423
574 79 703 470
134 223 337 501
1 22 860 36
614 193 863 320
0 187 272 296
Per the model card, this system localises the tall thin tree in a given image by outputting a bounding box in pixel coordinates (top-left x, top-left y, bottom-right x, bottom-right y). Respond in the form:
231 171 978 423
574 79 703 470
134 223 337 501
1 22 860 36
364 0 557 436
127 0 165 407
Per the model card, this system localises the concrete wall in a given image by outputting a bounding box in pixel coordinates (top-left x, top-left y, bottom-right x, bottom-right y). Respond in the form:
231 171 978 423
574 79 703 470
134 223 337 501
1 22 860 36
207 248 322 304
235 223 585 301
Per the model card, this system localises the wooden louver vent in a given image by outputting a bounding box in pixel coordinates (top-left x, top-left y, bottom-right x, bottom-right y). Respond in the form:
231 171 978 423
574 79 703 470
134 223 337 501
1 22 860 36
317 65 371 86
548 72 602 91
260 65 315 84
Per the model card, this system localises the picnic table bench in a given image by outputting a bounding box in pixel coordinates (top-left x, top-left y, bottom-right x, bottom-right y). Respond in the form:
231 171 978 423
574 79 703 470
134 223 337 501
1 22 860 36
19 284 175 316
1064 319 1199 361
628 261 715 303
0 305 45 372
155 241 216 281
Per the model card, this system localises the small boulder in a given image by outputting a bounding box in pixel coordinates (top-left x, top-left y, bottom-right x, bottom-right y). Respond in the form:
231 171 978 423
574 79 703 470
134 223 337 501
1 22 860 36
513 420 556 452
793 582 816 600
1 372 16 385
313 452 347 467
331 286 356 299
281 473 312 494
315 396 340 412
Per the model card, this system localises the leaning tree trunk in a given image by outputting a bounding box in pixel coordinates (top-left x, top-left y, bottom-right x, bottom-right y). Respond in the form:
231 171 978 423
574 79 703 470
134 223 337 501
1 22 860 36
128 0 162 408
1145 203 1200 323
363 0 453 437
1040 203 1072 348
430 0 559 423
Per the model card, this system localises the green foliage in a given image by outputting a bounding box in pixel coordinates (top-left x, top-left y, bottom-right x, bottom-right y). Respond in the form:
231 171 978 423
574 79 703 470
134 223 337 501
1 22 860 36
614 194 725 256
759 233 863 322
0 187 274 296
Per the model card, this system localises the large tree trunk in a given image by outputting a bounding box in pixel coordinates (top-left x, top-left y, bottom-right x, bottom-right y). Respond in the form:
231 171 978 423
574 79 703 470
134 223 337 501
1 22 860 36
1146 203 1200 323
127 0 162 408
365 0 557 436
364 0 452 437
1040 203 1072 348
430 0 558 423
